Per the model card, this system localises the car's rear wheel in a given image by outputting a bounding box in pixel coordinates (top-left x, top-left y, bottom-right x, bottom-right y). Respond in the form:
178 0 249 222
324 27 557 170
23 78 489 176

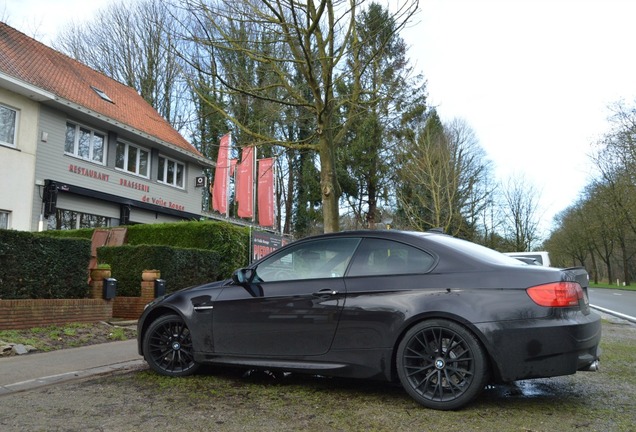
143 314 200 377
396 319 489 410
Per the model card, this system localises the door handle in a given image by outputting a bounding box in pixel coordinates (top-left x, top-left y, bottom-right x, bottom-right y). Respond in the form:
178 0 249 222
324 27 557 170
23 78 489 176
313 288 338 297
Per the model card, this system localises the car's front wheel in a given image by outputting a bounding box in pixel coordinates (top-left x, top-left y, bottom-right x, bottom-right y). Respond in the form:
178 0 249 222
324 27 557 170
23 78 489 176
143 314 200 377
396 319 489 410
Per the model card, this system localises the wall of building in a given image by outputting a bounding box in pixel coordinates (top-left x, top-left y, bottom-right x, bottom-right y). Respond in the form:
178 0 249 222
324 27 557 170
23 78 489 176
30 104 208 231
0 88 40 231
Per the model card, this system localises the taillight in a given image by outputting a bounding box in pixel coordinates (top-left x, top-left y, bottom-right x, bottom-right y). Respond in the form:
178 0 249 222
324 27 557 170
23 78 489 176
526 282 584 307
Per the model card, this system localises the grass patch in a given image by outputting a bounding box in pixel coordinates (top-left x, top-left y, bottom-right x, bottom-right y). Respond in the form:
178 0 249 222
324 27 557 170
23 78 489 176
107 327 129 341
125 321 635 431
63 328 77 337
0 322 136 352
590 282 636 291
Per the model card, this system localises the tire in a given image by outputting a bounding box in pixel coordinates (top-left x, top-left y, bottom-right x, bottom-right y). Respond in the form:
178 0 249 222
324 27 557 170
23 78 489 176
143 314 200 377
396 319 489 410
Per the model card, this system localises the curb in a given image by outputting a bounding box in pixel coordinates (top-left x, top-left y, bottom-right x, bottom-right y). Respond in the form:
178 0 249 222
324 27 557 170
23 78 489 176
0 359 147 396
590 304 636 324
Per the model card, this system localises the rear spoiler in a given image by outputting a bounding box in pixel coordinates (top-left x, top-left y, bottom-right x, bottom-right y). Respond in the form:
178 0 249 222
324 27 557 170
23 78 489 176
562 267 590 289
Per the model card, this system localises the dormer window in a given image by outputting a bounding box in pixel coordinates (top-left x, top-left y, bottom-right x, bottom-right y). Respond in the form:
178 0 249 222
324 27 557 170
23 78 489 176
91 86 114 103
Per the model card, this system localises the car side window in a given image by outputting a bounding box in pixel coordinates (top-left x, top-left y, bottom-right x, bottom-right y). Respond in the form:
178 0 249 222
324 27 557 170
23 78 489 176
347 238 435 277
255 238 361 282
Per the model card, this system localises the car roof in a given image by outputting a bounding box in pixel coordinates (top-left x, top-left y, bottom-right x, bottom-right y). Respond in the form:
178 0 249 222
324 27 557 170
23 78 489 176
301 229 437 241
297 230 527 268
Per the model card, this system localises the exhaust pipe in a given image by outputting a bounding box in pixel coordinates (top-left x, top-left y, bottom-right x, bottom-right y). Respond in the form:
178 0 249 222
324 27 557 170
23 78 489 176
580 360 600 372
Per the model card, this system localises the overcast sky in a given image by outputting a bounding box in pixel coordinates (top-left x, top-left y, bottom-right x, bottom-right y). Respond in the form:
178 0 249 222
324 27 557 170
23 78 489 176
4 0 636 238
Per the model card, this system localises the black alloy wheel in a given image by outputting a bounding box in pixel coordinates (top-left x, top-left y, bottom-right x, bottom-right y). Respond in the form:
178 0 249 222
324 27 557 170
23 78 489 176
396 319 489 410
143 314 200 377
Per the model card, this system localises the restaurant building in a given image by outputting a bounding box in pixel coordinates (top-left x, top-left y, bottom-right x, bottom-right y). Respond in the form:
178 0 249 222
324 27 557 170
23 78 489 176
0 22 214 231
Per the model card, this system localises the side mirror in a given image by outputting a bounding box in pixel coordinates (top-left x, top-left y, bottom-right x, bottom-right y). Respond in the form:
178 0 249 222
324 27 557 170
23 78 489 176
232 268 255 285
231 268 263 298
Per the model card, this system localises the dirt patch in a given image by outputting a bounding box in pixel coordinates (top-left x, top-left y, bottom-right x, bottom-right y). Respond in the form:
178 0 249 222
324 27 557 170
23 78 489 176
0 319 634 431
0 321 137 354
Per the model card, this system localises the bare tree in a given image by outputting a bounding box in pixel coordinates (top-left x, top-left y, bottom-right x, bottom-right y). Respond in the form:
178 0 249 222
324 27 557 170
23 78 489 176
338 2 427 229
588 100 636 284
175 0 419 233
547 203 595 272
53 1 189 131
500 174 541 251
592 101 636 236
395 112 492 237
1 6 46 41
549 99 636 284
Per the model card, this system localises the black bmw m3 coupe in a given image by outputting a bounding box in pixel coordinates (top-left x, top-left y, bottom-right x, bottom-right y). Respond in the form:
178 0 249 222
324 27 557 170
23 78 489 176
138 230 601 410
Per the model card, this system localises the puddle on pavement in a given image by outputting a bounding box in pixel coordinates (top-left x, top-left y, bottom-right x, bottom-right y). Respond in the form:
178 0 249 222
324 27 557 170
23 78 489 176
484 379 572 399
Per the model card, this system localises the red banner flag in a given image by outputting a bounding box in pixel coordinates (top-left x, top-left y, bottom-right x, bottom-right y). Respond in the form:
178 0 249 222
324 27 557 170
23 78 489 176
258 158 275 227
212 133 231 214
236 146 254 219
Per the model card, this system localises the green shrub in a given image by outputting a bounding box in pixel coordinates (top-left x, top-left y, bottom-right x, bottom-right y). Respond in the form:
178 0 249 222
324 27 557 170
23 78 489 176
33 220 250 297
0 230 91 299
124 221 249 277
97 244 222 296
38 220 251 278
35 228 94 240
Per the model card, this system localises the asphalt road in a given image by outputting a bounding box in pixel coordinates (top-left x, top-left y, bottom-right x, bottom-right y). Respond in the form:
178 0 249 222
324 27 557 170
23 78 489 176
588 287 636 322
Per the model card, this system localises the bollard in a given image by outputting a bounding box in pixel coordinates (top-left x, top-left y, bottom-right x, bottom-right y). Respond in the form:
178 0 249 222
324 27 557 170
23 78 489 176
154 278 166 298
103 278 117 300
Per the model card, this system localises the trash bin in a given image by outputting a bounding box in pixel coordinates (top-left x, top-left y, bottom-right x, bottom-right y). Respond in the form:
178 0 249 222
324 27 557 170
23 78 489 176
154 278 166 298
103 277 117 300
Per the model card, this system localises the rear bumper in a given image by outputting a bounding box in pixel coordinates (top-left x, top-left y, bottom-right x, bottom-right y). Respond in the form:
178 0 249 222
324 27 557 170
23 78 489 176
476 310 602 382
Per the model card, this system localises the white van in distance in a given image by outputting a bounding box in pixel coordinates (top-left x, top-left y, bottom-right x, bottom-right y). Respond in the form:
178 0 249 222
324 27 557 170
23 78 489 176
504 251 551 267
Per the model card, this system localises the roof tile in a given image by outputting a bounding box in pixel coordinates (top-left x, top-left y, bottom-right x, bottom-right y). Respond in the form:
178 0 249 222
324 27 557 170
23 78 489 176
0 22 203 158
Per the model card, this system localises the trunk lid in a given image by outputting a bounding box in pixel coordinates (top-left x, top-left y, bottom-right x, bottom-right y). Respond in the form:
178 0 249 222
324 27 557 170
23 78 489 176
563 267 591 314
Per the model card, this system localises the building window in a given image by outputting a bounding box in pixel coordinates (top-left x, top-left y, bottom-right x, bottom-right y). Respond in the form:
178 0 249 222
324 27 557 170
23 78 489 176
47 209 110 230
0 210 9 229
116 141 149 177
65 122 106 164
0 104 18 147
157 155 185 188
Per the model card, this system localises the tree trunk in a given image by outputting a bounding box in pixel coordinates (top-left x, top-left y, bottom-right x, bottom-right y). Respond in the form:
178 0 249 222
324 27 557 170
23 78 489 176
319 135 339 233
283 151 294 234
367 179 377 229
586 248 598 284
620 241 631 285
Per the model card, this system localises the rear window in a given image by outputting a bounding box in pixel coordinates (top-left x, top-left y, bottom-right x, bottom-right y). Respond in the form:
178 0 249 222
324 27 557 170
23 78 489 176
416 233 522 266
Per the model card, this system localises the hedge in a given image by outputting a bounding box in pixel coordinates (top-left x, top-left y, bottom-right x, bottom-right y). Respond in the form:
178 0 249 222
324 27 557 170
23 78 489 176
0 230 91 299
123 221 249 277
0 221 249 299
39 220 250 279
36 228 94 240
97 244 222 296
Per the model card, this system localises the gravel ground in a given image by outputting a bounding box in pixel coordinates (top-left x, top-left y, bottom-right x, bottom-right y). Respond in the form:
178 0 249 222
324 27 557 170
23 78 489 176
0 318 634 432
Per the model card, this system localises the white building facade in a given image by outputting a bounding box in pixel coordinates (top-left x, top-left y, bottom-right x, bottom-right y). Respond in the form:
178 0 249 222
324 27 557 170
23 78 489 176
0 23 214 231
